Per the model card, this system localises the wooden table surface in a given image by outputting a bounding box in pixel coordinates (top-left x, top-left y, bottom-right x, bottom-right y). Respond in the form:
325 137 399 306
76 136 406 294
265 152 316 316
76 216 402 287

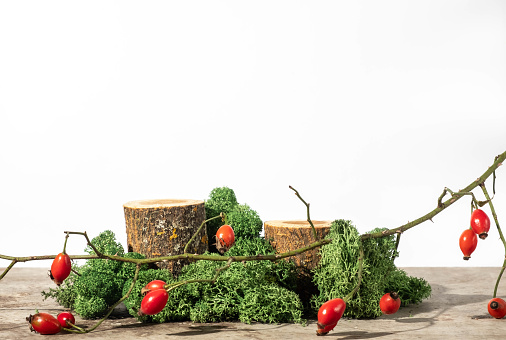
1 267 506 339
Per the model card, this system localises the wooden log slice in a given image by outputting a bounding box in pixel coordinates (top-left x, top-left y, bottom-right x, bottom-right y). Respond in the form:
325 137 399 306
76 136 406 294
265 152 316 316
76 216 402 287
264 220 332 271
124 199 207 276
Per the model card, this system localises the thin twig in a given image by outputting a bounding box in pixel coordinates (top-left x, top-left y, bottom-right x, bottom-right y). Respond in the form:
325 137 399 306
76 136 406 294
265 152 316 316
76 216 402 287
62 232 69 254
480 184 506 298
184 213 224 254
289 185 318 240
63 231 103 257
0 260 17 280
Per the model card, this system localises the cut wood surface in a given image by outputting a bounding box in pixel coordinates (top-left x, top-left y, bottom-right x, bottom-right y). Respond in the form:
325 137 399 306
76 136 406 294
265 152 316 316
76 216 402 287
124 199 207 276
264 220 332 271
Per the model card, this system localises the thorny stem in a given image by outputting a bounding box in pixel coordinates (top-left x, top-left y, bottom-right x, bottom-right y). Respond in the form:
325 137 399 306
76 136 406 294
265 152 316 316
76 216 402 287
438 187 490 212
480 184 506 298
184 213 224 254
481 184 506 248
139 239 332 264
289 185 318 240
362 151 506 241
0 254 100 262
347 152 504 303
0 233 332 279
0 255 97 280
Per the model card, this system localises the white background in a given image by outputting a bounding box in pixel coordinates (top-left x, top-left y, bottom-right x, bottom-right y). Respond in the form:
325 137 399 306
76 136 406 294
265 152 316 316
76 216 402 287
1 1 505 268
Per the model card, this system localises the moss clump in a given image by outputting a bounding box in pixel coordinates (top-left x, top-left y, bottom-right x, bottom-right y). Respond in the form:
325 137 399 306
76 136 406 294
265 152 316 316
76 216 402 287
226 204 263 239
205 187 238 239
385 269 431 306
311 219 431 319
311 220 362 317
41 272 78 310
238 284 303 324
205 187 264 251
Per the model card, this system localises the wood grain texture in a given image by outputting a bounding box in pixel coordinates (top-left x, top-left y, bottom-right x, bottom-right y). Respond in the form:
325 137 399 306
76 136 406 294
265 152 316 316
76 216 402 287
264 220 332 270
124 199 207 276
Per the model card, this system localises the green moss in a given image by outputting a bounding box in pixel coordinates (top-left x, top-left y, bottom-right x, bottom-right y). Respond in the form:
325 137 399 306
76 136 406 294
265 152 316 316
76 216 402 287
118 252 149 281
311 220 362 316
41 271 78 309
226 204 263 239
205 187 264 251
311 220 431 319
73 271 120 306
205 187 238 240
84 230 125 256
124 253 302 324
238 284 303 324
224 236 274 256
42 230 148 319
74 295 109 319
385 269 431 306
